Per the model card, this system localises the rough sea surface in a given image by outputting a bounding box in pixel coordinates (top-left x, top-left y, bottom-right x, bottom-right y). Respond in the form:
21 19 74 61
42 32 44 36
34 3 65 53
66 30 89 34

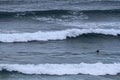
0 0 120 80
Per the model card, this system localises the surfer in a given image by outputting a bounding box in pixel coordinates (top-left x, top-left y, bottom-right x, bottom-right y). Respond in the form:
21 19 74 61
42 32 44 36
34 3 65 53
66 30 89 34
96 50 99 53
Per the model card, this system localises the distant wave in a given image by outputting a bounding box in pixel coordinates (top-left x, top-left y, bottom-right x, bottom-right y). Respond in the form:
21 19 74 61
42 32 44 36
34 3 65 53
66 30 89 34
1 28 120 42
1 9 120 18
0 63 120 75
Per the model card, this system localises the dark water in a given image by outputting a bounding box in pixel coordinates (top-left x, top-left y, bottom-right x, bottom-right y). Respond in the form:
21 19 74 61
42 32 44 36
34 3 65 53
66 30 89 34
0 0 120 80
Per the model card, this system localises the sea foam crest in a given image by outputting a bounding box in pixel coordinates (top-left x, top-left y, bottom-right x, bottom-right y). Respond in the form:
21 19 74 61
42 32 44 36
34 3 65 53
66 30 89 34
0 28 120 42
0 63 120 75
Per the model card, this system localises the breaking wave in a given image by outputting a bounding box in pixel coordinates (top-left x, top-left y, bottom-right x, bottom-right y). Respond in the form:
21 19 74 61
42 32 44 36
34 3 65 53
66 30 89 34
0 63 120 75
1 28 120 42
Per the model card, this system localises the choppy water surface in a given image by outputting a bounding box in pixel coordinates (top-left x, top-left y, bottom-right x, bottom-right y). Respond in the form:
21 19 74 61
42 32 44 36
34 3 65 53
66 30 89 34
0 0 120 80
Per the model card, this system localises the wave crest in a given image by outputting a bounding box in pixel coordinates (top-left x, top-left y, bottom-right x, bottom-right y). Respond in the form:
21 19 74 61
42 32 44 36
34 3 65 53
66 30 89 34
1 28 120 42
0 63 120 75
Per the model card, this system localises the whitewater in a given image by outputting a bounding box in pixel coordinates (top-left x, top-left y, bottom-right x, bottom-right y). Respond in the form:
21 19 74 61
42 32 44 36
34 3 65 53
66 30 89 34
0 63 120 76
0 28 120 42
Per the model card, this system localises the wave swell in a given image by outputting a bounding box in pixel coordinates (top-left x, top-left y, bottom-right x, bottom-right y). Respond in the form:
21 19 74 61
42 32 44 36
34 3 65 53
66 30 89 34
0 28 120 42
1 9 120 18
0 63 120 75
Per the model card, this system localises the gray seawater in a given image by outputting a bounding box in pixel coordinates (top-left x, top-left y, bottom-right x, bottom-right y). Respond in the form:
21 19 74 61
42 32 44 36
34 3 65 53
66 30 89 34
1 0 120 80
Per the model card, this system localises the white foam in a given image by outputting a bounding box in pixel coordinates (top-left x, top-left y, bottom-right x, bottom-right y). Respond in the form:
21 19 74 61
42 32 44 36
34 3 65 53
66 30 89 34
0 28 120 42
0 63 120 75
64 22 120 29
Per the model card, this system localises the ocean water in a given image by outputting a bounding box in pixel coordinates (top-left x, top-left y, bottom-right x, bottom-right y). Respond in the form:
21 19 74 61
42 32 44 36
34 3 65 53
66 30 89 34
0 0 120 80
